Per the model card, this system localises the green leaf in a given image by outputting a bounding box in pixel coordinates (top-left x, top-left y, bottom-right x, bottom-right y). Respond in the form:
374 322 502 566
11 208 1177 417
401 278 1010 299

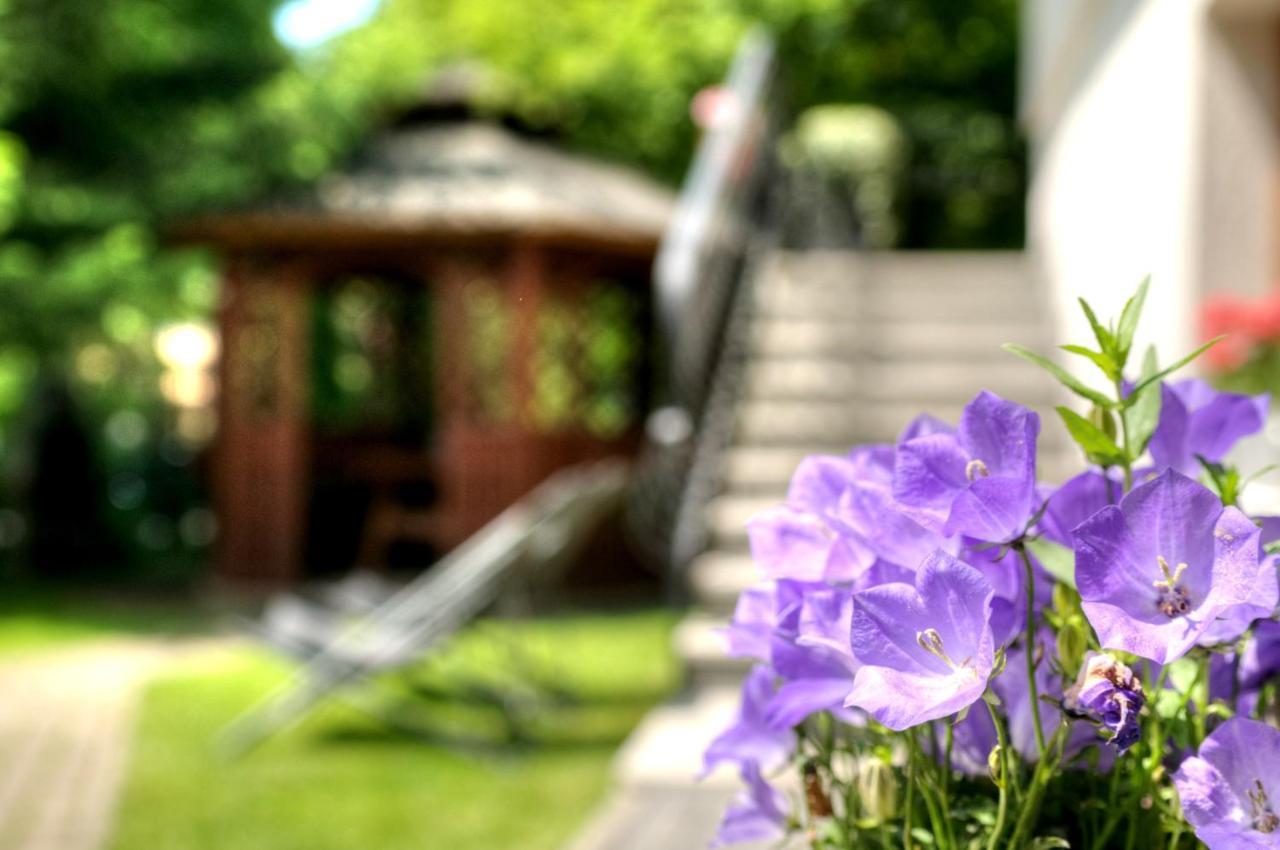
1026 536 1076 589
1057 406 1127 465
1130 336 1227 396
1114 275 1151 362
1029 838 1072 850
1059 344 1118 381
1077 297 1114 357
1003 344 1115 407
1122 347 1162 460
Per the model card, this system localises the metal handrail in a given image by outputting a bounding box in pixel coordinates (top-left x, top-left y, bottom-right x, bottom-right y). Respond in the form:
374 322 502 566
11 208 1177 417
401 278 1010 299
625 28 783 579
652 27 778 420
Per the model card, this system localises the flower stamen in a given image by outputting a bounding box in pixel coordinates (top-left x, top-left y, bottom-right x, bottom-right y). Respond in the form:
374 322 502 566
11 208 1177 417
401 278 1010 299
1249 779 1279 834
916 628 956 667
1153 555 1192 618
965 459 989 481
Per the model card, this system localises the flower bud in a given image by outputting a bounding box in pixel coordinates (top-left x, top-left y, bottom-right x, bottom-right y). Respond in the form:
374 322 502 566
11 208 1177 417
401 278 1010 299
856 758 899 824
987 745 1004 787
1056 622 1086 678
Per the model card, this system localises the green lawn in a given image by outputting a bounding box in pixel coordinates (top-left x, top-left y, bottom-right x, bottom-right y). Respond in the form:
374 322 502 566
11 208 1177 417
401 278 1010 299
109 609 679 850
0 582 211 656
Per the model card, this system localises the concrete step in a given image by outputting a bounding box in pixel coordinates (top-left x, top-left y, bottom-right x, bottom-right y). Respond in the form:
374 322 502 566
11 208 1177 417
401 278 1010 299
860 251 1028 291
858 360 1056 406
720 445 835 495
752 285 861 320
607 683 745 788
749 318 864 358
687 550 759 613
673 613 750 686
861 319 1047 359
705 495 775 551
735 399 869 446
862 288 1039 324
742 357 861 399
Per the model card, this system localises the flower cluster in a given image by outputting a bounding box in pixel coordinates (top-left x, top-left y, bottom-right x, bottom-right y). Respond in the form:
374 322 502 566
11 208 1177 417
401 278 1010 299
703 280 1280 850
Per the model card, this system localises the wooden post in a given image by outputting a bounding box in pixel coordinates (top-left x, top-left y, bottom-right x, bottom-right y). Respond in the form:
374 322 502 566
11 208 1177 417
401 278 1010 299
508 239 547 498
215 257 311 587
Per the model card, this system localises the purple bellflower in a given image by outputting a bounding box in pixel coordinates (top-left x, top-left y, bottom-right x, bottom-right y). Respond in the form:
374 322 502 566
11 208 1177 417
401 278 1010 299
1174 718 1280 849
1038 469 1122 547
1074 470 1263 664
723 583 778 662
1242 619 1280 692
766 582 863 728
746 449 888 583
894 391 1040 544
1063 652 1146 754
710 762 790 848
1149 380 1269 477
703 665 794 778
845 551 996 730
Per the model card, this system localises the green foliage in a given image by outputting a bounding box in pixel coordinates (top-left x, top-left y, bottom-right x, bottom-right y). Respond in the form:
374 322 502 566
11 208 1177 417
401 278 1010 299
0 0 365 576
1007 278 1222 479
327 0 1025 247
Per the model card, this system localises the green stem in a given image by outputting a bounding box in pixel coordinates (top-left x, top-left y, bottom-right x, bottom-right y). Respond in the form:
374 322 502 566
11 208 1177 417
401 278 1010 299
903 737 915 850
1193 651 1211 747
984 699 1010 850
943 720 954 797
907 729 949 850
1015 543 1049 757
1114 379 1135 491
1007 724 1069 850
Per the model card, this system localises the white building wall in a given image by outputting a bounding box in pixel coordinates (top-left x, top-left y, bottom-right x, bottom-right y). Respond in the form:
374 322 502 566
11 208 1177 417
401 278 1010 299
1024 0 1208 383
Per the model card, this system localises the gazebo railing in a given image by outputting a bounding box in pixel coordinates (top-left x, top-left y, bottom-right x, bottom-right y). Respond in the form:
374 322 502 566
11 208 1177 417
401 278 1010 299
625 28 785 581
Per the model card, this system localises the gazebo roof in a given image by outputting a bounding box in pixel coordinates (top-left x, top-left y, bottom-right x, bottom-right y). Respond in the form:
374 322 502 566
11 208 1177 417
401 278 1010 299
176 119 676 256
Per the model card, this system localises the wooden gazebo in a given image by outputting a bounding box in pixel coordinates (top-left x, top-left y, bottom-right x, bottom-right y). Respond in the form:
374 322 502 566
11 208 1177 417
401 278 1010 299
179 91 674 586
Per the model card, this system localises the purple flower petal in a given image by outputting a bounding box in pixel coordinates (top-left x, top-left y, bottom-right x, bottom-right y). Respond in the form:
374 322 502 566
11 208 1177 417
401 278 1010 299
1075 470 1263 663
1175 718 1280 849
710 763 789 848
958 390 1038 481
1150 380 1269 476
846 551 995 729
702 666 794 777
746 505 870 583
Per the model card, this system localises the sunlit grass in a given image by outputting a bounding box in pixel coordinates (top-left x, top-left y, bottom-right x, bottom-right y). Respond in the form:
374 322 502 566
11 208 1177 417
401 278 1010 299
0 582 211 656
109 608 678 850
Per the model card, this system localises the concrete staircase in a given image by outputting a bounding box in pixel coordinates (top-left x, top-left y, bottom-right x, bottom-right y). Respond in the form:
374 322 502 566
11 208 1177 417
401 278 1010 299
565 250 1067 850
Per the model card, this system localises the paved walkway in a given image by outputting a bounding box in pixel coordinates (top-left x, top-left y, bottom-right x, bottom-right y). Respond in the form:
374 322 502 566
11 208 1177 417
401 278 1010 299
0 640 200 850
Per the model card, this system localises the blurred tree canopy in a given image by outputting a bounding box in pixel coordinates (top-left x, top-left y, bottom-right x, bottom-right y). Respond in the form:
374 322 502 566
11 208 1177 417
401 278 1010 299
0 0 364 577
0 0 1021 578
326 0 1023 247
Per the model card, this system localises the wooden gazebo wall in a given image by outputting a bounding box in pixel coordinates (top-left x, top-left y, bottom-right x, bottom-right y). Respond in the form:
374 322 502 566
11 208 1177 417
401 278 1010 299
213 237 651 586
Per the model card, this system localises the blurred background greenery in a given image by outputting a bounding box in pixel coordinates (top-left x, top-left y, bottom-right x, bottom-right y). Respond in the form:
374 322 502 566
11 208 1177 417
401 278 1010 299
0 0 1021 583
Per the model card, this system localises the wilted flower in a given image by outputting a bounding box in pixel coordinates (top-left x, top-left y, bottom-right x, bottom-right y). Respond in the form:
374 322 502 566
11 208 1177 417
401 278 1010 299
710 762 789 848
1074 470 1264 664
1174 718 1280 849
844 551 996 730
894 390 1040 544
1064 652 1145 754
1148 379 1269 477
